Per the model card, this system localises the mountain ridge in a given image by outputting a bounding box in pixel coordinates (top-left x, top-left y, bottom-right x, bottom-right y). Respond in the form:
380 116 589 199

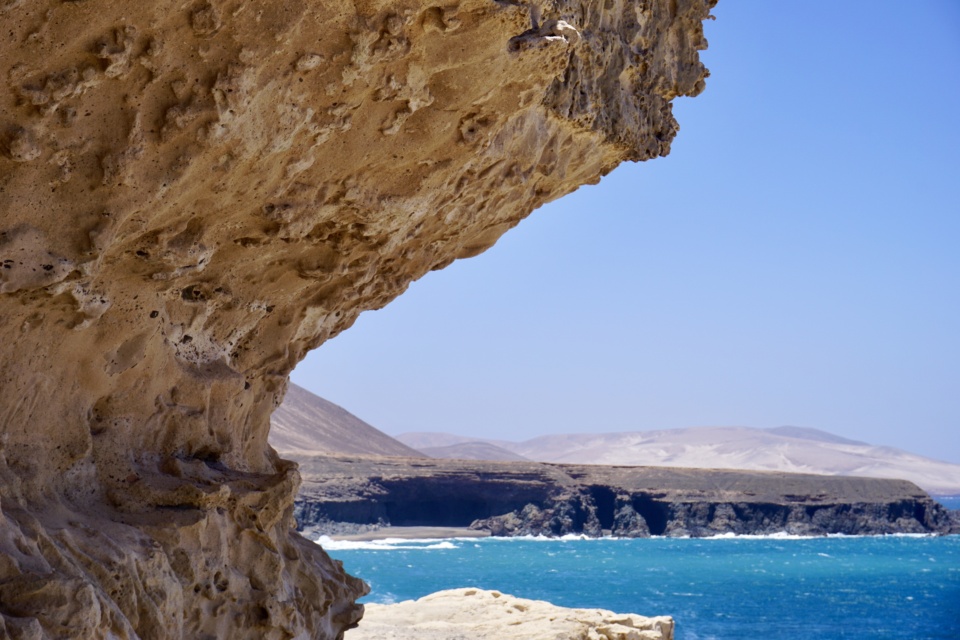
396 426 960 495
270 383 425 458
271 385 960 496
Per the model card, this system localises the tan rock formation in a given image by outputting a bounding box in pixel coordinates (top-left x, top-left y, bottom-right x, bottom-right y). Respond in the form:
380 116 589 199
0 0 713 637
348 588 675 640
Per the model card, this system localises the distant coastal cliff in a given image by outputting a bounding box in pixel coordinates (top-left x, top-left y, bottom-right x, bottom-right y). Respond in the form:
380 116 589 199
291 455 959 538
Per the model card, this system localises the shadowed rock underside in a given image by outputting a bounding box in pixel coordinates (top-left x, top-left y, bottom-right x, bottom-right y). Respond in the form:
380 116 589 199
0 0 713 637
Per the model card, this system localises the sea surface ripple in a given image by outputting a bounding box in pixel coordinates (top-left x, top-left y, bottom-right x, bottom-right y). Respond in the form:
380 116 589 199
319 534 960 640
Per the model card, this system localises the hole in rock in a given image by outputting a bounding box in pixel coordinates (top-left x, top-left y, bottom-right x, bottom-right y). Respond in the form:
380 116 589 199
587 485 616 530
632 495 669 535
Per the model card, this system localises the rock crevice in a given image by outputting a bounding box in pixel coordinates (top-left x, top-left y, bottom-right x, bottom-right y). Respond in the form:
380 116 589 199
0 0 714 637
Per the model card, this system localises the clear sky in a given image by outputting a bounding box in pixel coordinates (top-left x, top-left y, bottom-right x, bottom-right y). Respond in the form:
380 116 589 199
292 2 960 464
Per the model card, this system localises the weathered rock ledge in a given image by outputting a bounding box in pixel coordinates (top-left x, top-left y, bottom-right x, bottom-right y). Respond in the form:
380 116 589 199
347 588 674 639
1 0 713 637
292 455 958 537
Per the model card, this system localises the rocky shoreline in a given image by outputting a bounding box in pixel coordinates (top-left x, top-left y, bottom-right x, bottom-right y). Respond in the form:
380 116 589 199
292 455 960 538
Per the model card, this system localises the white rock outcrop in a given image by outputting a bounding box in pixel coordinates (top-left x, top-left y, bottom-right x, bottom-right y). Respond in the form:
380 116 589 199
348 588 674 640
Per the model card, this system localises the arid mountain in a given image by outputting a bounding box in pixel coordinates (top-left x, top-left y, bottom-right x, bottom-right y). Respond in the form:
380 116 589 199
270 384 424 458
397 432 527 461
418 442 531 462
396 427 960 496
270 385 960 496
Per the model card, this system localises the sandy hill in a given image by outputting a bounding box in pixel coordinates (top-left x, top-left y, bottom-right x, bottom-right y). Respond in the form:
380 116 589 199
418 442 531 462
396 426 960 496
398 432 529 462
270 386 960 495
270 383 424 458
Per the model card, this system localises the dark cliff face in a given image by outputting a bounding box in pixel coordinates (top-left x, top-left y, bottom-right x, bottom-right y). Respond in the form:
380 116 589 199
291 456 958 537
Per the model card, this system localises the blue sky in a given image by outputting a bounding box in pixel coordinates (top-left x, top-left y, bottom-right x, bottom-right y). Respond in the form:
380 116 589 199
293 2 960 463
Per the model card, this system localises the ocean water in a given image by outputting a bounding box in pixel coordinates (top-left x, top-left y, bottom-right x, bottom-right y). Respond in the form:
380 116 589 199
935 495 960 511
320 534 960 640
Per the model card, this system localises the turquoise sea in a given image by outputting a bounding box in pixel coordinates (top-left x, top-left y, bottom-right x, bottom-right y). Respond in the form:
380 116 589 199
321 533 960 639
936 496 960 511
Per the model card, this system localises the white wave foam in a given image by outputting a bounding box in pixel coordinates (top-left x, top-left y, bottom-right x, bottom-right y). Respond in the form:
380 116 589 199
315 531 941 550
701 531 809 540
312 536 460 551
699 531 938 541
481 533 608 542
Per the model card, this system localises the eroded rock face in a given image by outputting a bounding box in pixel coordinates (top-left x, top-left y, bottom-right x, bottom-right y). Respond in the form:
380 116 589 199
0 0 713 637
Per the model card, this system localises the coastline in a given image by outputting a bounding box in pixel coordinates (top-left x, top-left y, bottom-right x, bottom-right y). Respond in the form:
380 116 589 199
293 455 959 538
311 527 954 546
324 526 490 542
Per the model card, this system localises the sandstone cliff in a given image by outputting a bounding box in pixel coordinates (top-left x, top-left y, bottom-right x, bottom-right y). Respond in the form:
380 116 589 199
0 0 713 637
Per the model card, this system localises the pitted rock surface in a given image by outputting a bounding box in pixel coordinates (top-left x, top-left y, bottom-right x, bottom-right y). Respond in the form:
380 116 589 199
0 0 714 637
349 588 675 639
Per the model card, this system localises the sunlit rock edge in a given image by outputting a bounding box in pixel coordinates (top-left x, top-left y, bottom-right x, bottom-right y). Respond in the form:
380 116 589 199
348 588 675 640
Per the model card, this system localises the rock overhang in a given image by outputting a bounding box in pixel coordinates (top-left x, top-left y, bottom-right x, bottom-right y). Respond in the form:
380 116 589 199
0 0 716 637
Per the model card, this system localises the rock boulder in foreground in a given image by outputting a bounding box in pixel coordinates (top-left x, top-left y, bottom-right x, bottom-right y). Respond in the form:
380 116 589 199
0 0 713 636
349 588 674 640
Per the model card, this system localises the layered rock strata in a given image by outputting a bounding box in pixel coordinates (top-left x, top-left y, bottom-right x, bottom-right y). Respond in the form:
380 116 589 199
347 588 675 640
291 455 958 537
0 0 713 637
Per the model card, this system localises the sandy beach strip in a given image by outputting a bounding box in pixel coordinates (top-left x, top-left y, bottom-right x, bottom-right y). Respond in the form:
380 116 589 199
328 526 491 541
